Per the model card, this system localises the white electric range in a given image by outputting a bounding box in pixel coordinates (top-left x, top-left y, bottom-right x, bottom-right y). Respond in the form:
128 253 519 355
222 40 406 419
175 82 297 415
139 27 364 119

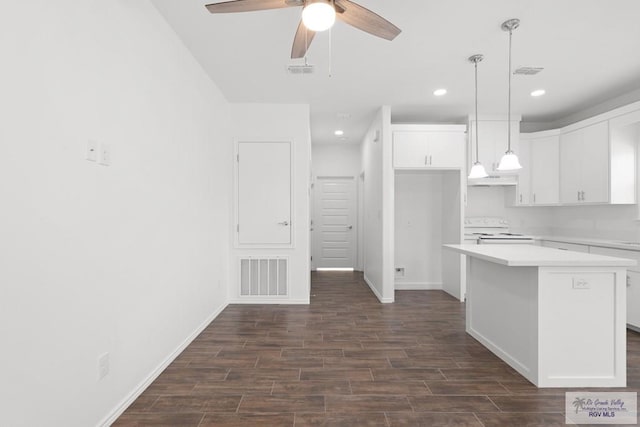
464 217 535 245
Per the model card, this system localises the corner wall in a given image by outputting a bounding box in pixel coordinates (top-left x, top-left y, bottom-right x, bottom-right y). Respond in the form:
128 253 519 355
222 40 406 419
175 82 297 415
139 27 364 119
0 2 231 426
360 107 394 302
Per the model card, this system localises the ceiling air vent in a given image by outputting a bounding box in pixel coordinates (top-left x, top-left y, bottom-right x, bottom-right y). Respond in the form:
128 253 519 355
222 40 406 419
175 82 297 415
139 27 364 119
287 64 314 75
513 66 544 75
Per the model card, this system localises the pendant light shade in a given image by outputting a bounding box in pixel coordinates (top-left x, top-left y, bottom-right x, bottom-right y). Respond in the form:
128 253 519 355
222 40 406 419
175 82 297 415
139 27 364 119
497 151 522 170
468 54 488 179
496 18 522 172
302 0 336 32
469 162 489 179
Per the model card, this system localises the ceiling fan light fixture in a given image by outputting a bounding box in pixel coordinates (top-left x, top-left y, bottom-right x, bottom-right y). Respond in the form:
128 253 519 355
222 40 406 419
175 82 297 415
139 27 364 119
302 1 336 32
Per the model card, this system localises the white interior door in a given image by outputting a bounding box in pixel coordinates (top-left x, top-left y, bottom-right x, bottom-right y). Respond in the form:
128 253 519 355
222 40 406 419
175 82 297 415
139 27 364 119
237 141 291 245
312 177 356 269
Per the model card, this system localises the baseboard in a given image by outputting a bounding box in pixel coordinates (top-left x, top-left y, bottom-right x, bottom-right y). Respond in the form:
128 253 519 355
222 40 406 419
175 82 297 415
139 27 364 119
364 274 394 303
395 282 443 290
98 302 228 427
227 298 309 305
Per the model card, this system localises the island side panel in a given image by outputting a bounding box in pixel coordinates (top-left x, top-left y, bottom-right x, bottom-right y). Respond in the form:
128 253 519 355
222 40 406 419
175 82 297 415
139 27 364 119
465 257 539 384
537 267 627 387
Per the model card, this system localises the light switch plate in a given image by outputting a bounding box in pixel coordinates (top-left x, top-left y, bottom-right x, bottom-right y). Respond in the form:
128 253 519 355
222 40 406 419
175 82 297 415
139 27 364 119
87 140 97 162
99 143 110 166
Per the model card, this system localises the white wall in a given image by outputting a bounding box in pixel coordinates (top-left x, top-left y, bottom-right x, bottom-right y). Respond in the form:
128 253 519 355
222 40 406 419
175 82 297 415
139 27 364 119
361 111 384 299
0 2 231 426
229 104 311 303
394 173 443 288
360 107 394 302
312 144 361 177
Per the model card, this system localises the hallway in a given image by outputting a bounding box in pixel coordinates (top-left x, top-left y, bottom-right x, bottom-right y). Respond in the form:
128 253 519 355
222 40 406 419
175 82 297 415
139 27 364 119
115 271 640 426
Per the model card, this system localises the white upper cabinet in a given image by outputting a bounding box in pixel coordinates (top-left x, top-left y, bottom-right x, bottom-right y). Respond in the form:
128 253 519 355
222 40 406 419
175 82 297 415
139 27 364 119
559 119 636 205
515 138 531 205
392 125 466 169
511 132 560 206
530 134 560 205
468 119 520 174
560 121 609 203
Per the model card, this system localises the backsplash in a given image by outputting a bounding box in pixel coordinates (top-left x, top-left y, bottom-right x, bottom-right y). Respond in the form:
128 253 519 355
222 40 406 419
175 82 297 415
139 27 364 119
466 186 640 240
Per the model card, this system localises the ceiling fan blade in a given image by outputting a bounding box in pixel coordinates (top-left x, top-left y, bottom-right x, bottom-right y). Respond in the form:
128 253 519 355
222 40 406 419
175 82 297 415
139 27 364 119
205 0 297 14
334 0 401 41
291 20 316 58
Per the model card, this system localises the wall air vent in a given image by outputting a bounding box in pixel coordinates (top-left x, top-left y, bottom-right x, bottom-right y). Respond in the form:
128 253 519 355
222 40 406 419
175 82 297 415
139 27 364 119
513 67 544 75
287 64 315 75
239 256 288 297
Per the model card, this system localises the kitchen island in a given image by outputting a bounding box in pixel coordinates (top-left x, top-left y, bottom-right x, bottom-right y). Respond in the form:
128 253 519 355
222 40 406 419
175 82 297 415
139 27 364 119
444 244 635 387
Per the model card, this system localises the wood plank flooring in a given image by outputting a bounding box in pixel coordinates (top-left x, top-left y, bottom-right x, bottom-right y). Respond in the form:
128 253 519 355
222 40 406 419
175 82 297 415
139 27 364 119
115 271 640 426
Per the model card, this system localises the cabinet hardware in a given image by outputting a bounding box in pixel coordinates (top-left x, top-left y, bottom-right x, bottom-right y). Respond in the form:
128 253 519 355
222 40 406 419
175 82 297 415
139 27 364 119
581 190 585 201
277 221 290 226
519 194 522 203
577 190 581 201
429 155 433 165
533 193 536 203
424 155 428 165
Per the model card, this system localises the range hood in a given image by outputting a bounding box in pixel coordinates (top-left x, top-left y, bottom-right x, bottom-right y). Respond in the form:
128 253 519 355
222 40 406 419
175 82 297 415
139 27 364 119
467 174 517 186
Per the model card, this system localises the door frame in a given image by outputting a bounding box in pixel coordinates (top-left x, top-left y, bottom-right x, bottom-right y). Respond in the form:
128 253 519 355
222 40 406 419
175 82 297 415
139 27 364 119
310 175 358 270
234 138 295 249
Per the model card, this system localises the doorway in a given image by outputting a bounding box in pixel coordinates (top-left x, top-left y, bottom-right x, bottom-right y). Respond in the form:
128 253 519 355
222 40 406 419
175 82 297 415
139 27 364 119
311 177 357 270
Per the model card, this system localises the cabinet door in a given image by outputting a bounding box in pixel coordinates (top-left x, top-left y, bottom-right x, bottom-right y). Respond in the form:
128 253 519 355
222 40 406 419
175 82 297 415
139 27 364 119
531 136 559 204
580 121 609 203
516 139 531 205
393 131 429 167
559 129 582 203
428 132 465 168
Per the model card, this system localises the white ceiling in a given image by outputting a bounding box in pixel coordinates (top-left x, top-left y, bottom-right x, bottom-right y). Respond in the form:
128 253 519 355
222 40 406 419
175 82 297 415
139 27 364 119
151 0 640 145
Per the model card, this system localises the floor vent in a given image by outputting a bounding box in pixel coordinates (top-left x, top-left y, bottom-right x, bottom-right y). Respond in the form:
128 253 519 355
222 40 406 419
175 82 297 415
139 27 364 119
239 257 288 297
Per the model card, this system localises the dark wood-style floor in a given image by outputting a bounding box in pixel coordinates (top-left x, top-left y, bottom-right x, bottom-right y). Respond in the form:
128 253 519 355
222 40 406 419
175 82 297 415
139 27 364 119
115 271 640 426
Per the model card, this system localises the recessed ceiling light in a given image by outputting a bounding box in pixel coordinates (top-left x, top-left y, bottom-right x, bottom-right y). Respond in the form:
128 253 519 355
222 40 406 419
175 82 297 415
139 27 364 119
531 89 546 97
433 88 447 96
334 130 344 136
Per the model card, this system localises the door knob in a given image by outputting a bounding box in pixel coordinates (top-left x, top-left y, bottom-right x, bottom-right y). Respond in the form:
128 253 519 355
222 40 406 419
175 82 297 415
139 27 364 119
347 225 353 230
278 221 289 226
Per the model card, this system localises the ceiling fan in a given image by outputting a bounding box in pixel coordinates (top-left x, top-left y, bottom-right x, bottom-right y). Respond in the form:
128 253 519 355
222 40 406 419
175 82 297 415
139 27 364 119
205 0 401 59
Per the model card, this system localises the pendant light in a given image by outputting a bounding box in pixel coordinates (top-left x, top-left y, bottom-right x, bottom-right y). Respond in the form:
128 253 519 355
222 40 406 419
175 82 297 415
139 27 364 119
468 54 489 179
302 0 336 32
496 18 522 171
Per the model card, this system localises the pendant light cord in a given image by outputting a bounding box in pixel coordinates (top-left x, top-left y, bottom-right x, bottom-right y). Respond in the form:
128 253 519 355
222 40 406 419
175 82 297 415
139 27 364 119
507 27 512 152
474 60 479 163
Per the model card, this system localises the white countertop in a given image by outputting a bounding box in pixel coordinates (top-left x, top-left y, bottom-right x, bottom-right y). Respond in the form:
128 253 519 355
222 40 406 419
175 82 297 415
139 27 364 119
537 235 640 252
444 244 637 267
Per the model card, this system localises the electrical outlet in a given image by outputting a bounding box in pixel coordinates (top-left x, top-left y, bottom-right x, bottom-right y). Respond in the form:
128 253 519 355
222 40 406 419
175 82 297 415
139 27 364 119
98 352 110 380
572 278 590 290
99 143 111 166
86 140 97 162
